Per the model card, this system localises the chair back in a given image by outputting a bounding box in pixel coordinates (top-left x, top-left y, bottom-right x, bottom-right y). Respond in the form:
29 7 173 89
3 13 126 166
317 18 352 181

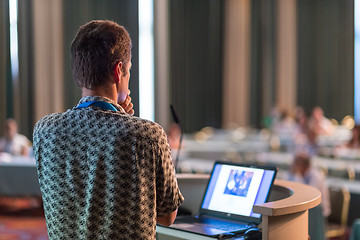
327 167 355 181
328 186 350 226
326 185 351 239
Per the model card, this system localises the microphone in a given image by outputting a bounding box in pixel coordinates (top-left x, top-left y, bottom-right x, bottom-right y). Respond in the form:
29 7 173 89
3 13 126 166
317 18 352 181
170 105 183 172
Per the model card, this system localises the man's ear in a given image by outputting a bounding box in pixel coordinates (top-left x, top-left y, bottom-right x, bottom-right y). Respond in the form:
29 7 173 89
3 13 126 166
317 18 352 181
113 61 123 84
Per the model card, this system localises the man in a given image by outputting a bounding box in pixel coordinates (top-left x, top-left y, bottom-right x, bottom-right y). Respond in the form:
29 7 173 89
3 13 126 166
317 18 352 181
0 118 31 156
308 106 334 136
33 20 183 239
286 153 330 218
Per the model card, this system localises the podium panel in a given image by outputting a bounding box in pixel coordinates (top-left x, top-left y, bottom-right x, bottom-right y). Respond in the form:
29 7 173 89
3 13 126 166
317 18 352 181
156 175 321 240
262 210 308 240
254 179 321 240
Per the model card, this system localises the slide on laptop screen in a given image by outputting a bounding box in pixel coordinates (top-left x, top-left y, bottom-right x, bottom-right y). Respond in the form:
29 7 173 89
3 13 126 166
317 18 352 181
201 161 277 221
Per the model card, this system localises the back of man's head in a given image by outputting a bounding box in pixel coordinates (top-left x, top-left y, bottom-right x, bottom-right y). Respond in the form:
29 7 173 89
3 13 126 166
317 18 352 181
71 20 132 89
294 153 311 175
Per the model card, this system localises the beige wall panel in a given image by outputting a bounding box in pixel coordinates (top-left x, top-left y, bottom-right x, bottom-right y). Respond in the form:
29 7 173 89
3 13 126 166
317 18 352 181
276 0 297 115
154 0 170 129
223 0 251 128
33 0 63 121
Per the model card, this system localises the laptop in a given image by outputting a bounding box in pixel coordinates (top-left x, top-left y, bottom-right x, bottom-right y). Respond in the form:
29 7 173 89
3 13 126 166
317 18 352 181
168 161 277 238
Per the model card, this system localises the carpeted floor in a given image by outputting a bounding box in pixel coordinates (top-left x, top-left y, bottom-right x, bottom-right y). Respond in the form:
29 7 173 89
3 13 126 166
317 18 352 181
0 197 48 240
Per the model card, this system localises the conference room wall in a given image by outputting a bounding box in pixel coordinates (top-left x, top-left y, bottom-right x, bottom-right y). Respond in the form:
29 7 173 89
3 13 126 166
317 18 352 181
169 0 224 133
15 0 139 139
1 0 139 140
297 0 354 122
227 0 354 129
0 0 356 138
169 0 355 131
249 0 354 128
1 0 61 138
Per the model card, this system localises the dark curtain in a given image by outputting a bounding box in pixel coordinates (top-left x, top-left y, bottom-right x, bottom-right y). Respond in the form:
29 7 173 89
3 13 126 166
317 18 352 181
297 0 354 120
17 0 35 138
63 0 139 114
0 0 8 129
169 0 224 133
250 0 276 129
0 0 12 130
0 0 35 139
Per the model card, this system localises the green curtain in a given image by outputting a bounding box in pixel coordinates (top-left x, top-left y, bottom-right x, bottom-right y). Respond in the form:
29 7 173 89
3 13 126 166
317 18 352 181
63 0 139 114
249 0 353 126
0 0 12 130
17 0 35 139
250 0 276 129
169 0 224 132
297 0 354 120
0 0 35 139
0 0 6 129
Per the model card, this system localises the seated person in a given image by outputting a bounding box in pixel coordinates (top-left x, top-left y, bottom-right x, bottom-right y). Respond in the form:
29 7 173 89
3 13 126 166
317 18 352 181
285 153 331 218
308 107 334 136
0 119 31 156
272 110 298 137
334 125 360 158
345 125 360 149
293 129 319 157
295 106 309 134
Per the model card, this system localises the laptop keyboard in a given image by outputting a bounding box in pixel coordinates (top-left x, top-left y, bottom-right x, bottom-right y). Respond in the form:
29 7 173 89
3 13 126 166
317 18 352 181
196 216 250 232
197 222 249 232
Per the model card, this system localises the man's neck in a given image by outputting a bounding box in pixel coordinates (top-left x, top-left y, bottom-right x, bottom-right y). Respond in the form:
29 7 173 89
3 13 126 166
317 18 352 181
82 84 118 103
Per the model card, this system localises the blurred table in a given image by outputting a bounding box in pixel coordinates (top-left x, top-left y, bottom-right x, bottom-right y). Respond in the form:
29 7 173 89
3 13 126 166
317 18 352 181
180 136 270 163
0 154 40 196
255 152 360 180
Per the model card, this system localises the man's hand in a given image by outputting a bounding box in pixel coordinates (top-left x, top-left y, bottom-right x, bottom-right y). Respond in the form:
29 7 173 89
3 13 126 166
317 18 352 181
157 209 178 226
120 94 134 116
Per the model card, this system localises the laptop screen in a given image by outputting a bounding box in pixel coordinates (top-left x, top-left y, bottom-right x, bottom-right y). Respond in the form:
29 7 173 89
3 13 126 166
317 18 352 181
200 161 277 223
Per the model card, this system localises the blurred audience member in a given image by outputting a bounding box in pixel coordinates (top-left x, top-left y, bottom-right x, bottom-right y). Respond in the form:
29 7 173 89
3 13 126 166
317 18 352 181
305 129 319 155
285 106 319 156
272 110 298 137
308 107 334 136
345 125 360 149
264 106 281 130
0 119 31 156
286 153 331 217
334 125 360 159
295 106 309 134
293 128 319 156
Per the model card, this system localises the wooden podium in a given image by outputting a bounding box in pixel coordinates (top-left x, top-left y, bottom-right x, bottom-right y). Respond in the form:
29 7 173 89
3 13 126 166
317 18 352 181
156 175 321 240
253 179 321 240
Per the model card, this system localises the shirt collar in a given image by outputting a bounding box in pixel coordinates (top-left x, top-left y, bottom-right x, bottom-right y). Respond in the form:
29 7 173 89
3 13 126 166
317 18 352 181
75 96 126 114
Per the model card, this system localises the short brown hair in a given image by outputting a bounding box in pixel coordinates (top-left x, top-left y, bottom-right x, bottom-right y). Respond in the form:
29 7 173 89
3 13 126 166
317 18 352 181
71 20 132 89
294 153 311 169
